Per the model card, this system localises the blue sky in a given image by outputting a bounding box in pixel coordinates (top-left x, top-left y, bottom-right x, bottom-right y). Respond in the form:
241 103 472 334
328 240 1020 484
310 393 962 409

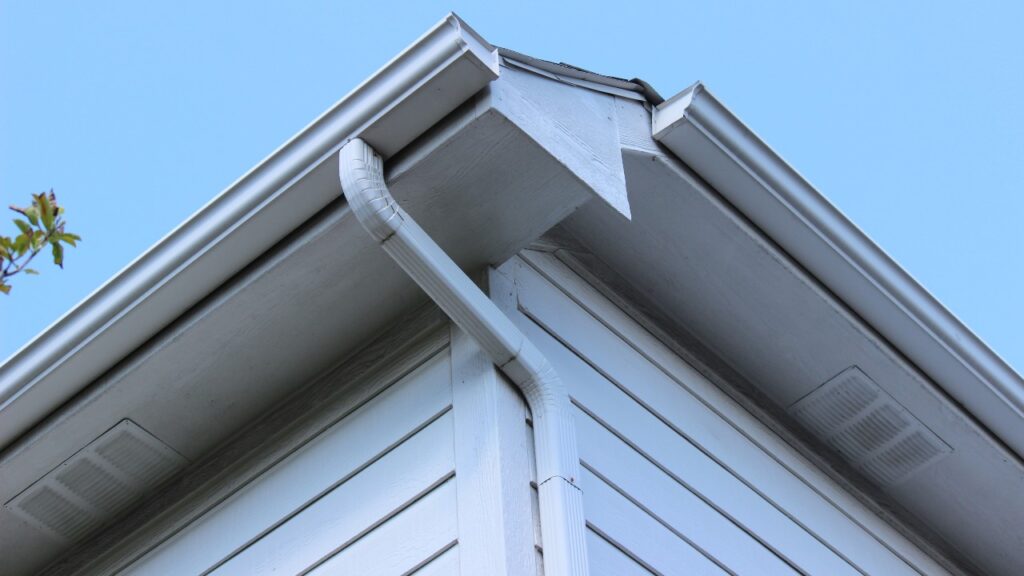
2 1 1022 372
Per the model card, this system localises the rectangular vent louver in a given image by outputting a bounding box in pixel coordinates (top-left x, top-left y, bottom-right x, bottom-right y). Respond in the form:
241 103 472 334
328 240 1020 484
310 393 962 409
4 419 186 542
789 367 951 486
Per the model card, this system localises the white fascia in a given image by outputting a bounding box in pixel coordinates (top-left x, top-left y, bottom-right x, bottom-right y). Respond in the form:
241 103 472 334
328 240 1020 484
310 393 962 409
0 13 499 452
652 82 1024 459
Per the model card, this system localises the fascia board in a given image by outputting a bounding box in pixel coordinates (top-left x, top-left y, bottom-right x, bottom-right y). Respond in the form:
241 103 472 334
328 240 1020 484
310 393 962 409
0 13 498 452
652 83 1024 458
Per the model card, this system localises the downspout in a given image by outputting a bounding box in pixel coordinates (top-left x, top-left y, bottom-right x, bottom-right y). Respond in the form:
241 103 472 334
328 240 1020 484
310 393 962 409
339 138 588 576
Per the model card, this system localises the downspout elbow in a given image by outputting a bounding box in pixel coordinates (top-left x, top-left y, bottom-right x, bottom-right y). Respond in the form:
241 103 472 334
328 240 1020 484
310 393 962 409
339 138 587 575
502 339 581 488
338 138 406 243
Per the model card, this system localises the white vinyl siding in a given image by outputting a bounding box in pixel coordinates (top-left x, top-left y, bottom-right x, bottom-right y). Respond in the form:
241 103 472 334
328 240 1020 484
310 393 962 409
505 250 949 576
121 348 457 576
51 250 951 576
57 307 542 576
586 528 652 576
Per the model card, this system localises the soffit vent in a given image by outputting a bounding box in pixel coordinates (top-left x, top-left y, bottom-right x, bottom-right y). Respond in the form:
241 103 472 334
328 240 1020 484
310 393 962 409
4 419 187 542
788 367 952 486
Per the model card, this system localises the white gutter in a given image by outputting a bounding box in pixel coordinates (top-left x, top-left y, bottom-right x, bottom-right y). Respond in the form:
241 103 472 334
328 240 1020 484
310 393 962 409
652 83 1024 458
0 13 499 452
339 138 589 576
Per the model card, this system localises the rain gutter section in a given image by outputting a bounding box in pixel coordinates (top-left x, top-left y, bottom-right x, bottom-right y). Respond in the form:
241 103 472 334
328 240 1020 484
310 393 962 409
652 82 1024 459
0 13 499 452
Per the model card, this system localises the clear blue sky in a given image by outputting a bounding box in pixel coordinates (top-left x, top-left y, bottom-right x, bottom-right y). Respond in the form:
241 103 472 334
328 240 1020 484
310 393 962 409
2 1 1022 373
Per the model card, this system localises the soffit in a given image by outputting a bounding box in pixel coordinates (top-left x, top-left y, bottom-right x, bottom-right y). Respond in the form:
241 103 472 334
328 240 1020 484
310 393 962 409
558 94 1023 574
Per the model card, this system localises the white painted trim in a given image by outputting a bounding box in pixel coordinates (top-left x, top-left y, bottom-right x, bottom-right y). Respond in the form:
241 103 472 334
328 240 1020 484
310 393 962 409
451 326 538 576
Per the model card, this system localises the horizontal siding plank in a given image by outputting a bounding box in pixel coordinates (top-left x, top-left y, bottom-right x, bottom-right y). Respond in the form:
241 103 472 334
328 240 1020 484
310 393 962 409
123 352 452 576
212 413 455 575
305 479 458 576
513 259 920 575
576 407 799 576
587 529 654 576
582 468 727 576
522 250 951 575
410 545 460 576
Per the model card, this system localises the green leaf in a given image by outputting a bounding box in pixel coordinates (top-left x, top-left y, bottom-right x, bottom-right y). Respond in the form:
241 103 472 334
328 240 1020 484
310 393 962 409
24 206 39 227
23 268 39 275
59 233 79 247
13 219 31 235
13 234 28 255
51 242 64 268
38 194 54 231
0 283 10 295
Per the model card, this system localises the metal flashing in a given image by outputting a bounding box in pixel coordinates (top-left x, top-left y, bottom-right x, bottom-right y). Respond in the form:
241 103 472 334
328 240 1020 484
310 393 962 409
498 48 655 102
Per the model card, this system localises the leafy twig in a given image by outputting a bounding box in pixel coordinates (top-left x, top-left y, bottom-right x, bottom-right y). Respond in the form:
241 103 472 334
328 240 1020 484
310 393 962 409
1 190 80 294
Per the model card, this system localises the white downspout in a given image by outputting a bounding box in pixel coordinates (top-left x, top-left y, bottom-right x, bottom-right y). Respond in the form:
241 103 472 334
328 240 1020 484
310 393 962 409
339 138 588 576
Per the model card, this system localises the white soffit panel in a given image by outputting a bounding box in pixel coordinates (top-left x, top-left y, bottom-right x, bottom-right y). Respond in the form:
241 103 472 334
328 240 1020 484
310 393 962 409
5 419 186 543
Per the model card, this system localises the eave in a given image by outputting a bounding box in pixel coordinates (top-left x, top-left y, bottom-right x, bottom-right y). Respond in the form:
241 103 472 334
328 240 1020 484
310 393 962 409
1 15 1020 575
0 14 499 451
0 29 638 572
652 82 1024 460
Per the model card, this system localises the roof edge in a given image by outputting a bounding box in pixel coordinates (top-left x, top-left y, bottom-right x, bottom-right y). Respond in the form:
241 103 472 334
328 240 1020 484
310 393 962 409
0 13 499 452
496 47 662 103
652 84 1024 458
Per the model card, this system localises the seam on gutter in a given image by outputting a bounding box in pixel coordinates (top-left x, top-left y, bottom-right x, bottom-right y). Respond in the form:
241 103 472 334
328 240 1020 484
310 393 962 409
339 138 589 576
0 13 499 452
